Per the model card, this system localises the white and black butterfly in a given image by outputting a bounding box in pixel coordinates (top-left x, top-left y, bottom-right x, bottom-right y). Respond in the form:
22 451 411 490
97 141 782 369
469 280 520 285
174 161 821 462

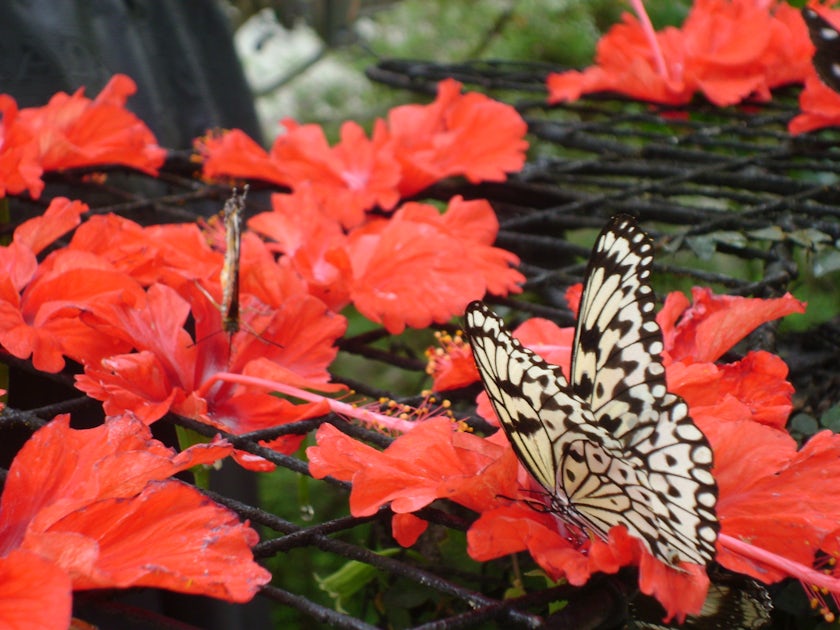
464 215 719 568
627 576 772 629
803 7 840 94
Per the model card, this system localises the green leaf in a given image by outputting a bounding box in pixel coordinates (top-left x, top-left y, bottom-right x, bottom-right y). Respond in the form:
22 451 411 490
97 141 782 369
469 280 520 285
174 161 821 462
813 248 840 278
174 426 215 488
316 548 401 613
685 231 749 260
747 226 785 241
820 405 840 433
789 412 819 438
711 230 747 248
789 228 832 249
686 235 717 260
505 584 526 599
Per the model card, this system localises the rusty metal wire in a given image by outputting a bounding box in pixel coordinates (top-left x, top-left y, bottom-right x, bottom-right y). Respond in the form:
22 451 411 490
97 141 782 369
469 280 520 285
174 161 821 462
2 58 839 628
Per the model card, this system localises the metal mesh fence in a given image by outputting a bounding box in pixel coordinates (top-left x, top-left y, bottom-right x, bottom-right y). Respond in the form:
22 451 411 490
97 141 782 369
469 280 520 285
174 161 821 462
2 59 839 628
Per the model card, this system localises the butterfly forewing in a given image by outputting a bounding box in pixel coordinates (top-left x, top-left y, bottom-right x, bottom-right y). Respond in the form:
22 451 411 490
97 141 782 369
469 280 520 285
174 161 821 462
572 216 718 563
571 216 663 439
465 215 719 568
466 303 589 494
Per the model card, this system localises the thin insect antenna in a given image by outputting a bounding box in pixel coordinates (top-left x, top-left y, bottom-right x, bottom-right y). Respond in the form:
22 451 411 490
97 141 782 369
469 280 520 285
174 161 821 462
188 326 225 349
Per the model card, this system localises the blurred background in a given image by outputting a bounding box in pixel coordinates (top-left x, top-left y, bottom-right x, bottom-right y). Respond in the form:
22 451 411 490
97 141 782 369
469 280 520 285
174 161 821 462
230 0 693 139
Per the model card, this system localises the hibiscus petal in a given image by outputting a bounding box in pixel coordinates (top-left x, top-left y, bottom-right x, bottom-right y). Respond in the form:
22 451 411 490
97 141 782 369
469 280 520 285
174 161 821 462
0 549 72 630
199 128 289 186
13 197 87 255
709 421 840 582
18 74 165 174
392 513 428 547
662 288 805 363
42 481 270 602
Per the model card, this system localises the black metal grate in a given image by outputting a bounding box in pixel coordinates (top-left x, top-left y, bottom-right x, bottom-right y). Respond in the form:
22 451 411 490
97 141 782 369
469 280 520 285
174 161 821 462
2 59 839 628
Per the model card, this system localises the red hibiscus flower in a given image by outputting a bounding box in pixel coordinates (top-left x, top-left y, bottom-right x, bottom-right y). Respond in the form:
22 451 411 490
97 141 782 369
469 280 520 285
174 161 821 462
68 212 221 286
347 197 522 334
249 189 353 311
269 119 402 228
74 281 343 468
0 75 164 200
0 95 43 198
425 330 478 391
790 72 840 133
308 418 521 544
15 74 165 176
252 194 523 334
385 78 529 196
0 549 71 630
548 0 812 107
667 351 794 429
199 79 528 218
308 286 812 620
0 414 269 629
199 118 402 230
548 13 694 105
198 128 290 187
708 422 840 585
789 5 840 134
682 0 811 104
0 198 145 372
657 287 806 364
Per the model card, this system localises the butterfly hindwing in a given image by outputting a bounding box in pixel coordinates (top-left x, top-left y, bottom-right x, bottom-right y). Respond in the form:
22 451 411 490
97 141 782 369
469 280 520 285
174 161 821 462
628 575 772 629
559 438 660 543
465 215 719 568
803 7 840 94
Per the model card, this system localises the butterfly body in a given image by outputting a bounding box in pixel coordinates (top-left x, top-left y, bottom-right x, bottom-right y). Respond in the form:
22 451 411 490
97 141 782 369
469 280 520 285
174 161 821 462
465 215 718 568
220 187 246 335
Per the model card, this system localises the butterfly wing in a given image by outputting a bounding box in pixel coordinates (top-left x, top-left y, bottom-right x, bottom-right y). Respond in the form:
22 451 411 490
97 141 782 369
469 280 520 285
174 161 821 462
466 301 713 564
570 215 718 565
465 215 718 567
571 215 664 439
558 438 661 545
465 301 603 496
628 576 772 629
803 7 840 94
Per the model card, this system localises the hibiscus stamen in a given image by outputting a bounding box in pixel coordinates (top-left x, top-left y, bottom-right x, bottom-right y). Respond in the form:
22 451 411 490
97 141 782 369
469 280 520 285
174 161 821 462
630 0 669 81
720 534 840 595
365 391 458 434
809 588 834 623
796 554 840 622
211 371 448 434
425 330 468 375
